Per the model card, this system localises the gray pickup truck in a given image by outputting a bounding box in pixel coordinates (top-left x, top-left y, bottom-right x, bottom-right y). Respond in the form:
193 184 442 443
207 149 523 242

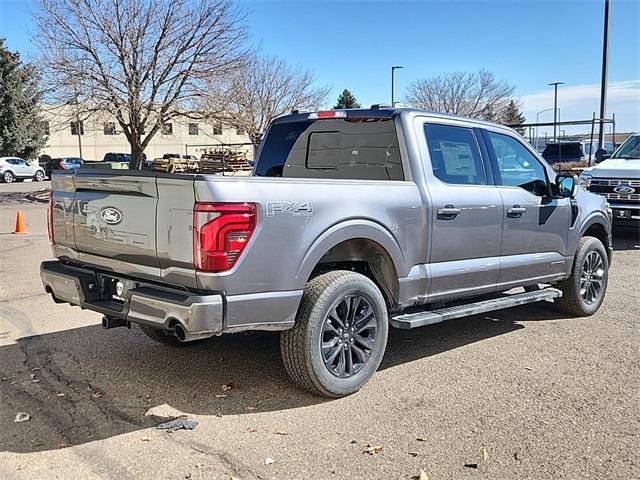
41 108 613 397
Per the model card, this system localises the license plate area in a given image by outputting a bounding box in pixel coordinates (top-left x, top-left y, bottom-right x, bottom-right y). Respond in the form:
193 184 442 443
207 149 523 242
102 276 125 304
614 209 631 220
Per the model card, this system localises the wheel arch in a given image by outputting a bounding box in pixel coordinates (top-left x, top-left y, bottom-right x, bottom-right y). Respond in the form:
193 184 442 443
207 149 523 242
296 220 405 307
575 214 612 263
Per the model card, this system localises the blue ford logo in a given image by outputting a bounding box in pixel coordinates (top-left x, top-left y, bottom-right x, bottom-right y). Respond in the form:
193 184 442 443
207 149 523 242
100 207 122 225
613 185 635 194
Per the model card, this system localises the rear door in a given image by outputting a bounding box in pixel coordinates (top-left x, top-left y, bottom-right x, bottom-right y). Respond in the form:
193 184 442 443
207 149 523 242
481 129 572 287
71 172 161 273
421 122 503 300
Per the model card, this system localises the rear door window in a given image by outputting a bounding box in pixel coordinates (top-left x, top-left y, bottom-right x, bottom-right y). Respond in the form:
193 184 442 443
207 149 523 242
423 124 486 185
255 119 403 180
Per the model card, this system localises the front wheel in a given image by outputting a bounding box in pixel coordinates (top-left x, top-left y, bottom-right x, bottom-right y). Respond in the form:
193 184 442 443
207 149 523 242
34 170 45 182
281 271 388 398
3 171 15 183
554 236 609 316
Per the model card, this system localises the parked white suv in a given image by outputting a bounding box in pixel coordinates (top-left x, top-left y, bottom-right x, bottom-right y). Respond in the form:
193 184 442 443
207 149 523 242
0 157 46 183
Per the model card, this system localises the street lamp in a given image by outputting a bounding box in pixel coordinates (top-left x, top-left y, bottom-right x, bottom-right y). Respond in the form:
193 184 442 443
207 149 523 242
536 107 560 149
548 81 564 142
391 66 404 107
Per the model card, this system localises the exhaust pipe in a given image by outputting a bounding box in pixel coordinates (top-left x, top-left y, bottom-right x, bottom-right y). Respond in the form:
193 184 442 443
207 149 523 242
173 323 187 342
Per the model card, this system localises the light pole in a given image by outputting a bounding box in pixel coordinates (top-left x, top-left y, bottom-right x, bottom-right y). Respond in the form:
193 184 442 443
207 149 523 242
597 0 610 157
548 82 564 142
536 107 559 149
391 66 403 107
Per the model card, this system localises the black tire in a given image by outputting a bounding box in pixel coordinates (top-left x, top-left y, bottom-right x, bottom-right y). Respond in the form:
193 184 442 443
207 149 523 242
139 324 206 347
34 170 45 182
554 236 609 316
3 171 15 183
280 270 389 398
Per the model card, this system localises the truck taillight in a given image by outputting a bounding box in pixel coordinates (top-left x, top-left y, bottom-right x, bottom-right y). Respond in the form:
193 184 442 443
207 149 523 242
47 190 54 243
193 203 256 272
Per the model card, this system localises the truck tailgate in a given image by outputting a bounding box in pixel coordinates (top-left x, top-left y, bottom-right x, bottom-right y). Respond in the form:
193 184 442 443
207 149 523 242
72 173 160 269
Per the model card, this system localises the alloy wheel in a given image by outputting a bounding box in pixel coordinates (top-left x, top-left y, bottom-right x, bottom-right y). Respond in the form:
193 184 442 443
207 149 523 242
320 294 378 378
580 251 605 305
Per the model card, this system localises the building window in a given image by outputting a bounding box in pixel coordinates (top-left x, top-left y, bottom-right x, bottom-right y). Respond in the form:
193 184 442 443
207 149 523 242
236 126 245 136
188 123 199 136
161 123 173 135
41 121 50 136
212 123 223 135
70 121 84 136
103 122 117 135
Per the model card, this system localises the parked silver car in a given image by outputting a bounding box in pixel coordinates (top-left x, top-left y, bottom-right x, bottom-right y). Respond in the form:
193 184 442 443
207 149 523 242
0 157 46 183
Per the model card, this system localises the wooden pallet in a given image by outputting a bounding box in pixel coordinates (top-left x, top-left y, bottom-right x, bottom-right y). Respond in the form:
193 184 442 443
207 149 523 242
199 148 251 174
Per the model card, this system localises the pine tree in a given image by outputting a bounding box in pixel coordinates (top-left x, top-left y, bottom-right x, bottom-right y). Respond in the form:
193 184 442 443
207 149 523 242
0 39 47 158
500 100 526 135
334 89 361 109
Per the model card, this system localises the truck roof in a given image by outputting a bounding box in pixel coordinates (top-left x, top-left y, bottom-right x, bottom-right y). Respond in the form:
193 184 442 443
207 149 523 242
273 107 512 131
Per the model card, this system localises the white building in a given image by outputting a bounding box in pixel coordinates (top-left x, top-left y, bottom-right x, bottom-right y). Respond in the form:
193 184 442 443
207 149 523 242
40 107 253 161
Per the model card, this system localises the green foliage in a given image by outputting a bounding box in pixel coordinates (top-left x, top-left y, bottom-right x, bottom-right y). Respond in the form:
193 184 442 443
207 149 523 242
334 89 361 109
0 39 47 158
500 100 526 135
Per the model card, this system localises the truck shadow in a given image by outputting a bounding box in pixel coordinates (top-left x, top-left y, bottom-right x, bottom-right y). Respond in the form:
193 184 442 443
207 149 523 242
0 304 559 454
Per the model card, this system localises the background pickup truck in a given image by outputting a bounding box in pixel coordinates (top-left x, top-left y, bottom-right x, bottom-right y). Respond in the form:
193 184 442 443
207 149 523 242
42 108 613 397
580 133 640 225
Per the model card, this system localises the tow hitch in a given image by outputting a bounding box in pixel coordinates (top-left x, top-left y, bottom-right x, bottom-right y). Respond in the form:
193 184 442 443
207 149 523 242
102 316 131 330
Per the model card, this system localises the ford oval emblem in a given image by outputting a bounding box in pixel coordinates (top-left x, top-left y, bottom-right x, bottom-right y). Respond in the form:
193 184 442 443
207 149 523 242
100 207 122 225
613 185 635 194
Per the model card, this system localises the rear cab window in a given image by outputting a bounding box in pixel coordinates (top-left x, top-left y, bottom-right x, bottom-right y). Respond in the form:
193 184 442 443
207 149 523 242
255 118 404 180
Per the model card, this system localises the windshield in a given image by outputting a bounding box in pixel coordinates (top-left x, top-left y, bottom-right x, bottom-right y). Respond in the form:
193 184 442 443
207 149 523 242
612 135 640 159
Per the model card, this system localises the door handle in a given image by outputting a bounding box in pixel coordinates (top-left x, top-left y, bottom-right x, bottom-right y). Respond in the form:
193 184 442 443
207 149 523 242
437 205 461 219
507 205 527 217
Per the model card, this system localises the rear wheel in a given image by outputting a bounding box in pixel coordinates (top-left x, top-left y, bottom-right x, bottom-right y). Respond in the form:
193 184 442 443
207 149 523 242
281 271 388 398
554 236 609 316
3 171 15 183
139 324 206 347
34 170 45 182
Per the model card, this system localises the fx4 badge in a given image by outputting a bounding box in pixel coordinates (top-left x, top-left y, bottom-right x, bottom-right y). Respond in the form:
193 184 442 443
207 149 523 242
266 201 313 217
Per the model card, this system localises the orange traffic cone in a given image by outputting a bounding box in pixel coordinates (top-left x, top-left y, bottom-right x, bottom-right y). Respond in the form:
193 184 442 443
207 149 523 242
13 211 29 234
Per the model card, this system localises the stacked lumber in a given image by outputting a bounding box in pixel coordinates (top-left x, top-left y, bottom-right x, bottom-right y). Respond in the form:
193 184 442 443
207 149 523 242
199 148 251 174
153 157 199 174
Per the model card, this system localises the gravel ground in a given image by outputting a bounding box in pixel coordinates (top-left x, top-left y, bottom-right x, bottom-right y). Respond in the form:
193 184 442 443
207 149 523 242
0 186 638 480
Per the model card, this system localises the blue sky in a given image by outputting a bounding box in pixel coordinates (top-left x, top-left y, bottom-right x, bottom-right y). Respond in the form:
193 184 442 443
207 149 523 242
1 0 639 132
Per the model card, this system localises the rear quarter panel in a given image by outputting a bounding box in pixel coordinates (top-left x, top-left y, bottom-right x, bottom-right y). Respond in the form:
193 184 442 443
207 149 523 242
193 176 426 295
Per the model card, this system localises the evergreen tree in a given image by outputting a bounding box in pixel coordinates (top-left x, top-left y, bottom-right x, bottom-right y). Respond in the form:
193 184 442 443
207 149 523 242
500 100 526 135
0 39 47 158
334 89 361 109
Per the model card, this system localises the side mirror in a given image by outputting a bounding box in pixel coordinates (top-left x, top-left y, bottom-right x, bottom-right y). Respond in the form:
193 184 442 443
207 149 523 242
556 174 578 198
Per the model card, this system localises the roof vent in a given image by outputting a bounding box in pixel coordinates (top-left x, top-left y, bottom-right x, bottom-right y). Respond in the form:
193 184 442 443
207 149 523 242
370 104 391 110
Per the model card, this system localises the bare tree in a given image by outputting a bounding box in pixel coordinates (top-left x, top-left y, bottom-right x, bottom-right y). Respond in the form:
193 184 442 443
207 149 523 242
33 0 247 168
208 54 329 147
404 70 515 120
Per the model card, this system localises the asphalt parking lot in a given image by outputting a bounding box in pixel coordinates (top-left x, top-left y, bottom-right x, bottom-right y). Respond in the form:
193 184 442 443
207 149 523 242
0 182 638 480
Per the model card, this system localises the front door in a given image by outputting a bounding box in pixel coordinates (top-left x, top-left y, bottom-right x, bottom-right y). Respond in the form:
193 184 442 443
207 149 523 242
481 129 572 288
422 122 503 301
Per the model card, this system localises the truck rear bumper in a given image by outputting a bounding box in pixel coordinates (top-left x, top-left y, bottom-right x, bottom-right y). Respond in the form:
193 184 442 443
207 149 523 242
41 261 224 341
40 260 301 339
